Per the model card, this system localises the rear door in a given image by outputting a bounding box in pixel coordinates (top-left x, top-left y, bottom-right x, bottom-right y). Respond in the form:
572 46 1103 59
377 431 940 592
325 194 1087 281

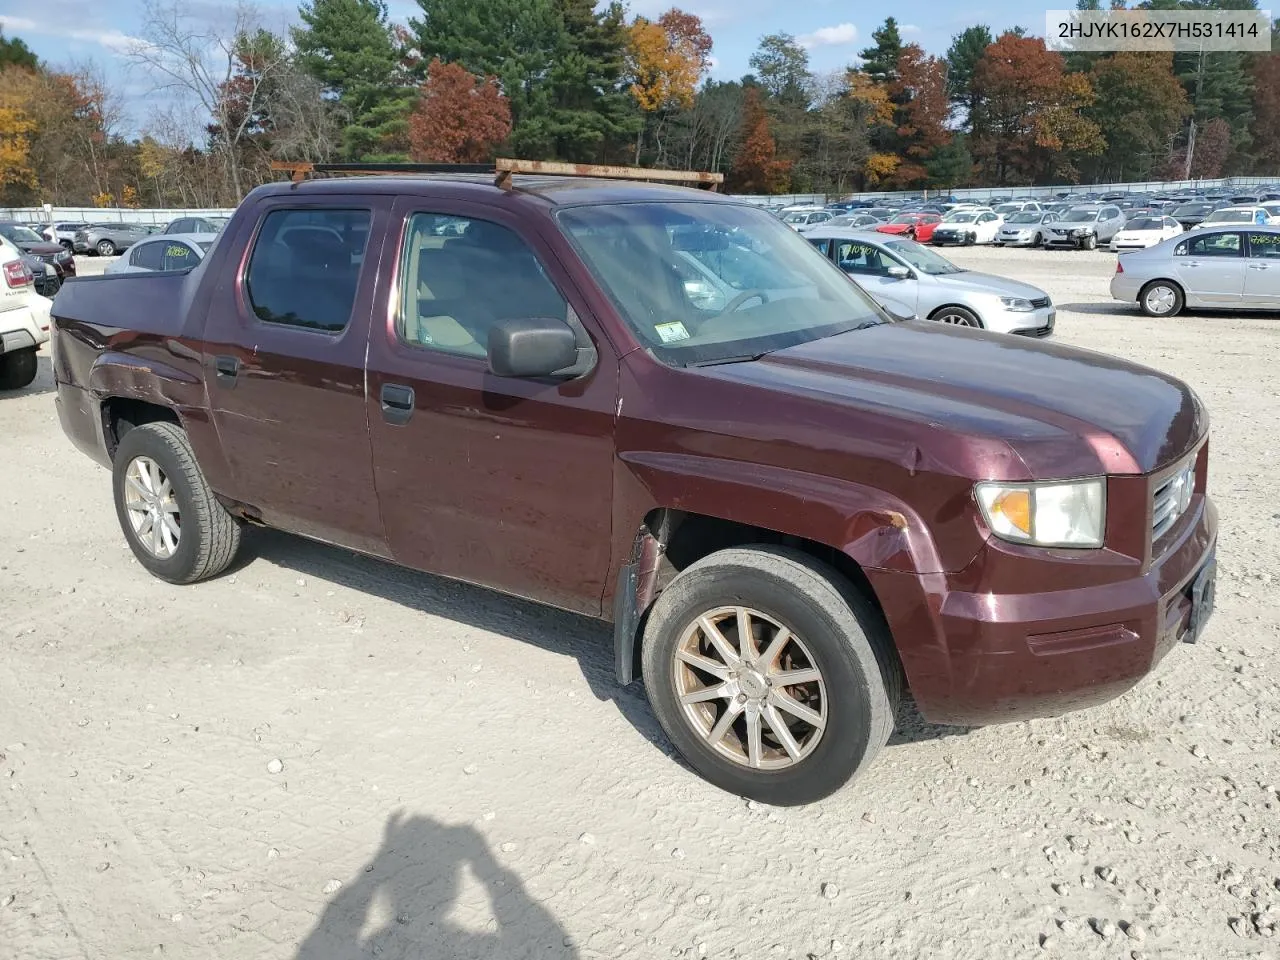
1244 232 1280 305
200 196 392 555
1175 231 1245 303
363 200 619 615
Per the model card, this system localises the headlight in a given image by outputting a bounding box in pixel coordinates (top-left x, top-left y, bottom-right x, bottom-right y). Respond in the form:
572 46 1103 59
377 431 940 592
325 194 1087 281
999 296 1035 311
975 479 1105 548
56 250 71 262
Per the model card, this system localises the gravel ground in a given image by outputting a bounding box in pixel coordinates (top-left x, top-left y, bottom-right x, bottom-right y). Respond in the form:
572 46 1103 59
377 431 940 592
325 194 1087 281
2 248 1278 960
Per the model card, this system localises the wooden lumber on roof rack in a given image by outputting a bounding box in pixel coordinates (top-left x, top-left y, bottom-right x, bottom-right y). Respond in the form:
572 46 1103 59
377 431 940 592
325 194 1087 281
270 159 723 190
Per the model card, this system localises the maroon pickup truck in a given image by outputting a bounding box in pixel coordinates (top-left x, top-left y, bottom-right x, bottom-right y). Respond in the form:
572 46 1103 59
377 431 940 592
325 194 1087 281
50 168 1218 804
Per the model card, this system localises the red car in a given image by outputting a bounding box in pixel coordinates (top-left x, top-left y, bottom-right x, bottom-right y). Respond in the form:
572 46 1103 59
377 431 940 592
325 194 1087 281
876 213 943 242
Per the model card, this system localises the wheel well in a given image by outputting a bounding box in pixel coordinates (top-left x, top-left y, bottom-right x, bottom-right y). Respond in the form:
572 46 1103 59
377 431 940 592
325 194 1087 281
927 303 981 325
1138 277 1183 298
644 508 891 635
102 398 180 460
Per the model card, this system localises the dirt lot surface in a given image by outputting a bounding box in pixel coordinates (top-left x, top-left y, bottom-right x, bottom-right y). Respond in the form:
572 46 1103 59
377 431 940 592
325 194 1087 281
2 248 1278 960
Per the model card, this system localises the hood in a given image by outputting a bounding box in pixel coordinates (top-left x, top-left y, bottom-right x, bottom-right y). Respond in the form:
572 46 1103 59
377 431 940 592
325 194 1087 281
877 224 911 234
14 240 61 255
933 270 1047 301
710 322 1204 478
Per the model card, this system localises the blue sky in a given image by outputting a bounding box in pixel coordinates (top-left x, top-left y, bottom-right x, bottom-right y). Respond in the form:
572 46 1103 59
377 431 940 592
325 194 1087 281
0 0 1037 134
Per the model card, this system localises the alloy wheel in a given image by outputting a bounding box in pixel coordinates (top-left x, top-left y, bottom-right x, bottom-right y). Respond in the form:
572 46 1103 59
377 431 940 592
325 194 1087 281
672 606 827 770
123 456 181 559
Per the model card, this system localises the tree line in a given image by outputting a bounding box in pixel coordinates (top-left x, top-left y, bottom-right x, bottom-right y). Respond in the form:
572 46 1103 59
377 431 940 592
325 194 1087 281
2 0 1280 209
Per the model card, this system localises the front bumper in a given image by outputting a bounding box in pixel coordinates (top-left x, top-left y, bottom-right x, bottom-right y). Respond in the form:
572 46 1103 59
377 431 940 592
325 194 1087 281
931 230 972 245
983 304 1056 337
1044 232 1094 247
997 232 1038 246
869 491 1217 726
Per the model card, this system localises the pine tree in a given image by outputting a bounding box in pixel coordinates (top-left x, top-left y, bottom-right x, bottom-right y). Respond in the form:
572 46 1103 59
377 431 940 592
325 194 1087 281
293 0 415 160
858 19 903 85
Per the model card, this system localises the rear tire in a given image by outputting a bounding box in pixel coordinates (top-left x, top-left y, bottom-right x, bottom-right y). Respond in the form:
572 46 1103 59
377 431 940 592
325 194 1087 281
112 422 242 584
1138 280 1184 318
640 546 900 805
0 347 38 390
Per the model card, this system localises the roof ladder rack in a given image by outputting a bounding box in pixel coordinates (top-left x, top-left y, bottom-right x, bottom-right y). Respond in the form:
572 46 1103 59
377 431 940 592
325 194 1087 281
270 159 724 191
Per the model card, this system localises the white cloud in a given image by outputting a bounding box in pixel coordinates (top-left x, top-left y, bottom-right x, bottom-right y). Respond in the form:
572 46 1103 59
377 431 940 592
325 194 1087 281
901 24 922 35
0 14 143 55
798 23 858 49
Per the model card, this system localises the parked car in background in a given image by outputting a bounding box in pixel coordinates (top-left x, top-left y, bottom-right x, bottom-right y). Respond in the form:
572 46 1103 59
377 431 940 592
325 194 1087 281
1110 225 1280 316
995 210 1062 247
1190 206 1272 230
49 168 1217 805
994 200 1042 217
813 213 884 231
162 216 230 234
0 235 50 390
929 209 1003 246
74 222 152 256
782 209 834 231
1043 204 1125 249
1168 202 1215 230
875 212 942 242
805 228 1055 335
42 221 88 249
1110 216 1184 252
0 220 76 288
104 234 216 274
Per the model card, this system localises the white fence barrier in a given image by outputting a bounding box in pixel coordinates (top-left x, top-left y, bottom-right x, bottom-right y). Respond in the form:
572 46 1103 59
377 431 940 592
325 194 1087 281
0 207 237 225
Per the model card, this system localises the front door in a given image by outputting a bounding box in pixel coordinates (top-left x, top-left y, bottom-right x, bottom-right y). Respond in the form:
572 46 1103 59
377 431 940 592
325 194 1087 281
1175 231 1246 303
364 201 618 616
1244 231 1280 306
201 198 390 556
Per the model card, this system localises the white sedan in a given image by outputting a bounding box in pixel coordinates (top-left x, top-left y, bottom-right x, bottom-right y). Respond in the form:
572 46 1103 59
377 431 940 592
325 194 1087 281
928 210 1003 246
1109 215 1184 252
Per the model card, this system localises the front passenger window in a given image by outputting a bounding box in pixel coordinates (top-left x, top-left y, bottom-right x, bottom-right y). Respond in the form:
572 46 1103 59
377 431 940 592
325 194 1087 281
398 213 569 358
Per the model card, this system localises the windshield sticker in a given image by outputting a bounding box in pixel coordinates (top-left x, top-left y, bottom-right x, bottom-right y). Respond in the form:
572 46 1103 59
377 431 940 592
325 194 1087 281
655 321 691 343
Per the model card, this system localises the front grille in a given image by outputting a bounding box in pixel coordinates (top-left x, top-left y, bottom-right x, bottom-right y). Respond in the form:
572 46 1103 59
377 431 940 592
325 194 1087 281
1030 296 1051 308
1152 460 1196 541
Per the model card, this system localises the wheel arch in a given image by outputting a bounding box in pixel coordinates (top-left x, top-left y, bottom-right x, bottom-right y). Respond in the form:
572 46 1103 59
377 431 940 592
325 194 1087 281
927 303 984 327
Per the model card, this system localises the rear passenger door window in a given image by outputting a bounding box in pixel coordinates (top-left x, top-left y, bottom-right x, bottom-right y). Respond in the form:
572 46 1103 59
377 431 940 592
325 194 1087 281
397 213 570 359
245 208 372 333
1248 232 1280 259
162 242 198 271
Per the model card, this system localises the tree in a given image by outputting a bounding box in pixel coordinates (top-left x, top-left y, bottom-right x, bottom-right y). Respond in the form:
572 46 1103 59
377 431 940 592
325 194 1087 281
0 67 38 200
1251 50 1280 172
889 44 950 186
749 33 810 105
0 28 38 71
294 0 414 159
924 135 973 187
944 25 992 131
408 58 511 161
411 0 565 157
970 32 1104 184
1084 52 1187 181
625 9 711 162
858 18 903 85
729 87 789 192
1164 116 1231 178
542 0 638 162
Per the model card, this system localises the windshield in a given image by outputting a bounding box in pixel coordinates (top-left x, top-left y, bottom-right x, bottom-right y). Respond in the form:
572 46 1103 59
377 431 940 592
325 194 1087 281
1204 209 1253 223
783 212 810 223
1006 212 1040 224
1125 218 1162 230
556 202 888 366
1062 209 1100 222
880 237 965 275
1172 204 1211 216
994 204 1020 214
944 212 978 223
0 224 43 244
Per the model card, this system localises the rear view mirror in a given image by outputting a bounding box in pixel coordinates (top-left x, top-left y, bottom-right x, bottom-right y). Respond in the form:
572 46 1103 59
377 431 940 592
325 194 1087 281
487 318 579 378
886 265 911 279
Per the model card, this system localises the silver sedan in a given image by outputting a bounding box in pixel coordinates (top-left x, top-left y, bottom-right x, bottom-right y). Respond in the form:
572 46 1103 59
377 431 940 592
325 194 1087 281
803 228 1055 336
103 233 217 274
1109 225 1280 317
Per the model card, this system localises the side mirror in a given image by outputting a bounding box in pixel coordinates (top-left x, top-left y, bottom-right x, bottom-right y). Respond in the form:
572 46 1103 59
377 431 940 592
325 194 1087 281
886 265 911 279
487 317 579 378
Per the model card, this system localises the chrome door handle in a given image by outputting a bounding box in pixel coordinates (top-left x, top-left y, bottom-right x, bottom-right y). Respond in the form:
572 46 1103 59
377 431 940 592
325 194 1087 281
1248 263 1269 270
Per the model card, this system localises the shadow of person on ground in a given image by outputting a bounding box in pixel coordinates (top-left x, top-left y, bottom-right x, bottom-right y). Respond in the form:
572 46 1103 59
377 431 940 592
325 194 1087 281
295 811 579 960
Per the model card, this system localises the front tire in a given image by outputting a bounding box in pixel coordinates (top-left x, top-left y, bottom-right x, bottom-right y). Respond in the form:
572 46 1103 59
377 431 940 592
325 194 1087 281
112 422 242 584
640 546 900 805
96 239 116 257
0 347 38 390
931 305 982 328
1082 234 1098 251
1139 280 1184 318
1033 232 1043 247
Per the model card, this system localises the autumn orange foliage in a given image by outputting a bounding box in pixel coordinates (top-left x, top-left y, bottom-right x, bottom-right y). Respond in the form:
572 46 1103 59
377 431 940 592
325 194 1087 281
408 58 512 164
729 88 791 193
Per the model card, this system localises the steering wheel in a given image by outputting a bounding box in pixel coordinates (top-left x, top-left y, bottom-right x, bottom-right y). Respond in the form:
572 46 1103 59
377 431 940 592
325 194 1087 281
717 289 771 316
